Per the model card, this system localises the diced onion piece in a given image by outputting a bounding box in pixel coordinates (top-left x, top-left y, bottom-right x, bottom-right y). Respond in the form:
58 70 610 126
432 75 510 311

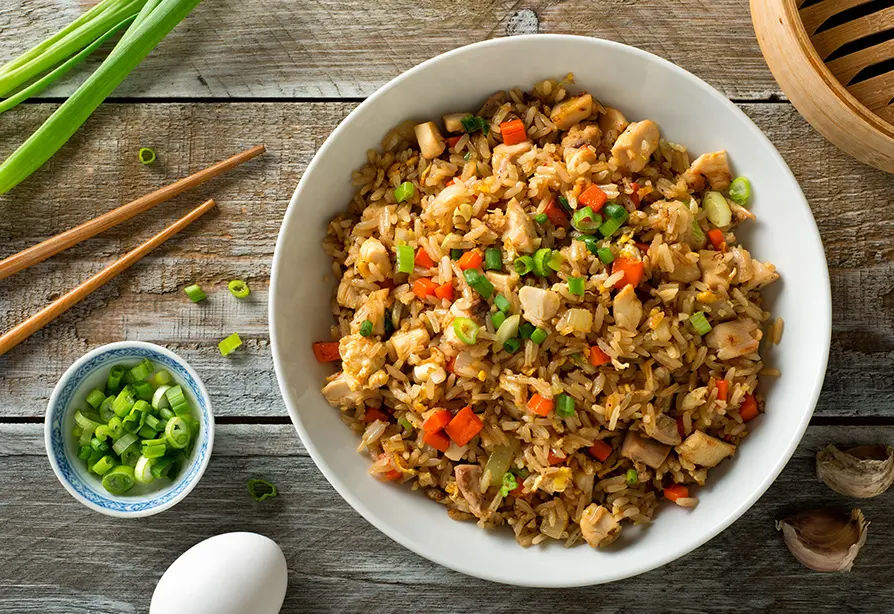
494 314 520 348
556 308 593 334
703 191 732 227
484 439 520 486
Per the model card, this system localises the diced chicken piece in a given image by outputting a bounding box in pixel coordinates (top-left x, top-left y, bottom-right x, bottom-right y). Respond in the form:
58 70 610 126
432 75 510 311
705 318 761 360
611 120 660 173
454 465 486 518
321 372 371 409
492 141 533 179
667 244 701 282
648 413 682 446
443 112 472 133
698 250 731 291
519 286 560 326
549 93 594 131
561 124 602 149
621 431 671 469
612 284 643 331
598 107 629 147
351 288 389 336
676 430 736 468
340 334 386 388
356 237 390 282
414 121 446 160
503 198 536 253
729 246 753 284
424 182 471 223
749 258 779 288
389 326 431 362
682 151 731 191
580 504 621 549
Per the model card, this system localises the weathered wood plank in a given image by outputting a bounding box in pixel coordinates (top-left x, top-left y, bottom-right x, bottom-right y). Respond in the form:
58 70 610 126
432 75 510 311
1 423 892 612
0 0 780 101
1 102 893 418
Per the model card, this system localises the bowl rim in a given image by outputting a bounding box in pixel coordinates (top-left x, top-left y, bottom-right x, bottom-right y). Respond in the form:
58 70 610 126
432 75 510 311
44 341 215 518
269 34 832 586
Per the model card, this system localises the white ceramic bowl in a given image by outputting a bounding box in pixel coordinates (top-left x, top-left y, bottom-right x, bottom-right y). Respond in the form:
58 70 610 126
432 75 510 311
270 35 831 586
45 341 215 517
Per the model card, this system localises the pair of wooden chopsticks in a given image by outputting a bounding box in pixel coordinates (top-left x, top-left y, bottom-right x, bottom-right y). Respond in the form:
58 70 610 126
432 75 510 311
0 145 265 357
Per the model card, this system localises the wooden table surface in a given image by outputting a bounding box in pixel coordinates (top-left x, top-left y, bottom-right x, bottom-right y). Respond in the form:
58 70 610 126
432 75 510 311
2 1 894 612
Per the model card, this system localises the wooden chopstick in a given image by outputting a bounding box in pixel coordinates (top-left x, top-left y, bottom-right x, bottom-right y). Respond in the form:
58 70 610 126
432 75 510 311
0 199 217 358
0 144 264 281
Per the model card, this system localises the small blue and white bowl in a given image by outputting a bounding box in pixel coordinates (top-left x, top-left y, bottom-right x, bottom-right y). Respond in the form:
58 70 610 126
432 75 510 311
45 341 214 517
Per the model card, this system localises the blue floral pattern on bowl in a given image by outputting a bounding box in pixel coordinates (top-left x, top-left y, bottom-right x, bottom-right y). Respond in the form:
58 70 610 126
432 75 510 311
46 344 213 515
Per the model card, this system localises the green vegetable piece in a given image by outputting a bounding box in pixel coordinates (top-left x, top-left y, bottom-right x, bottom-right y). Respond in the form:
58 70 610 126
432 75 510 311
452 317 480 345
92 455 116 476
603 202 628 221
102 465 135 495
393 181 415 203
514 256 534 275
503 338 521 354
625 468 639 485
85 388 106 410
498 472 518 497
568 276 585 296
485 248 502 271
359 319 374 337
138 147 156 165
596 247 614 265
689 311 712 336
247 479 278 502
533 213 548 225
729 176 751 206
494 294 511 313
530 327 548 345
533 248 552 277
556 393 575 418
106 365 126 394
228 279 251 299
519 322 536 339
395 245 414 274
463 269 494 299
218 333 243 356
491 311 506 331
460 115 488 135
571 206 601 232
450 248 463 260
184 284 206 302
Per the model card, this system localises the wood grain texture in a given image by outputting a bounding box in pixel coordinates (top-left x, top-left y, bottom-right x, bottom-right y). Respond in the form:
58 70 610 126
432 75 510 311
1 102 893 418
1 423 893 612
0 0 781 101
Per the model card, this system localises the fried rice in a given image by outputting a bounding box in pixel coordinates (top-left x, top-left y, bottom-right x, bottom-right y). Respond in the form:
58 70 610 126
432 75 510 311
317 75 780 549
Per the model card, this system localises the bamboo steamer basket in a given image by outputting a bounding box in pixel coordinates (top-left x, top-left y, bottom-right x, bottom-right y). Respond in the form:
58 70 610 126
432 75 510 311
751 0 894 172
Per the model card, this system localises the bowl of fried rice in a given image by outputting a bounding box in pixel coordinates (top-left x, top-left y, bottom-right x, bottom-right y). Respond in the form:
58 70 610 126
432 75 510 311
269 35 831 586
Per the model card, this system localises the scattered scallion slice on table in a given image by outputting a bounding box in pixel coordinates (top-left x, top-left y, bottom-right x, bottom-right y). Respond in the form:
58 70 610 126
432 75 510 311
247 479 278 502
228 279 251 299
184 284 206 302
218 333 243 356
138 147 156 165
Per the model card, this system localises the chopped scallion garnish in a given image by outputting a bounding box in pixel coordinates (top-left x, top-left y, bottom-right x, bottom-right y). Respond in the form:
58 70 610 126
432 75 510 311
625 468 639 485
396 245 415 274
485 248 502 271
460 115 488 135
689 311 712 336
534 213 548 225
228 279 251 299
568 276 585 296
503 337 521 354
494 294 511 313
218 333 243 356
530 327 548 345
359 319 374 337
514 256 534 275
138 147 156 165
452 317 479 345
183 284 206 302
247 478 278 502
556 393 575 417
463 269 494 299
597 247 614 264
491 311 506 331
393 181 415 203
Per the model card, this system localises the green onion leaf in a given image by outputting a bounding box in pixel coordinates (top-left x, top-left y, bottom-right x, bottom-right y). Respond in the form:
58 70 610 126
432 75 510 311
228 279 251 299
689 311 712 336
603 203 628 221
399 417 413 432
530 327 548 345
247 478 278 502
138 147 156 165
514 256 534 275
150 457 175 479
571 206 601 232
393 181 415 203
218 332 243 356
547 250 564 272
729 176 751 206
134 455 155 484
164 416 191 449
596 247 614 265
101 465 135 494
396 245 414 274
534 213 548 225
690 220 707 250
519 322 536 339
452 317 479 345
460 115 488 134
85 388 106 410
463 269 494 299
106 365 126 394
485 248 502 271
598 216 625 238
111 385 136 418
556 393 575 417
133 380 154 401
183 283 206 302
557 195 572 214
568 276 585 296
533 248 552 277
503 338 521 354
491 311 506 331
149 370 172 387
450 248 463 260
359 319 374 337
494 294 511 313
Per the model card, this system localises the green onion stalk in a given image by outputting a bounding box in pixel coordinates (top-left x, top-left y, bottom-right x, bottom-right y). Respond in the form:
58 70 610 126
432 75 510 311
0 0 203 194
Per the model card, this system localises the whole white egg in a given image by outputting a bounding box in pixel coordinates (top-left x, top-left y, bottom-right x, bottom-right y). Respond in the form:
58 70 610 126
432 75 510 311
150 532 287 614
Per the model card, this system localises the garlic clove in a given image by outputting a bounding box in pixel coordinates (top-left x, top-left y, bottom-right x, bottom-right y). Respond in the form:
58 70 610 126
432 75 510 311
816 444 894 498
776 508 869 572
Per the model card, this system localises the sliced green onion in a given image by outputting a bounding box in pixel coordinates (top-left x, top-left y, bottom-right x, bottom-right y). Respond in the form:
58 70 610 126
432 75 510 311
703 191 732 227
625 468 639 485
460 115 488 134
78 445 92 460
120 445 141 467
125 359 152 384
159 407 175 422
729 176 751 206
85 388 106 409
568 276 585 296
519 322 536 339
94 425 111 441
494 294 511 313
491 311 506 331
138 425 158 439
138 147 156 165
247 479 278 502
106 365 126 394
149 370 172 387
503 338 521 354
72 425 83 438
121 414 140 433
90 437 110 453
151 385 171 410
79 425 95 446
393 181 415 203
164 417 191 449
598 216 624 238
228 279 251 299
579 235 599 255
184 283 206 302
603 203 628 220
134 455 155 484
102 465 135 495
557 195 572 214
463 269 494 299
514 256 534 275
172 402 192 418
92 455 116 475
86 448 104 472
0 0 204 194
547 251 564 271
150 457 175 479
98 396 116 422
218 332 243 356
452 317 480 345
399 417 413 431
107 416 124 440
74 409 101 431
596 247 614 265
463 152 472 161
534 213 548 225
689 311 712 336
571 206 601 232
530 327 548 345
396 245 414 274
144 414 162 431
533 248 552 276
450 248 463 260
690 220 707 249
164 385 186 408
359 319 374 337
485 248 502 271
133 381 154 401
556 393 575 418
142 443 167 458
